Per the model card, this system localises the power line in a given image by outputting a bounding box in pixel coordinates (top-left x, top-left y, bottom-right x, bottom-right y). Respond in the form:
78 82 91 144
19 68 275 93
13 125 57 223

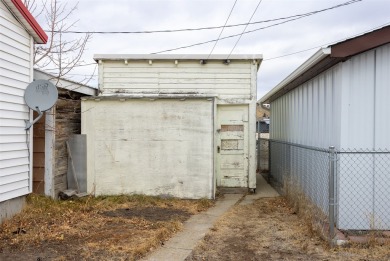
263 22 390 61
227 0 263 59
42 63 97 71
45 0 361 35
207 0 238 59
151 0 362 54
152 12 312 54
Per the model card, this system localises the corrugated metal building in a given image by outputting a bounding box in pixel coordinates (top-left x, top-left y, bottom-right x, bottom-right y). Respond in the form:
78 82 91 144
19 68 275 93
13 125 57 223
260 25 390 230
0 0 47 222
82 54 262 199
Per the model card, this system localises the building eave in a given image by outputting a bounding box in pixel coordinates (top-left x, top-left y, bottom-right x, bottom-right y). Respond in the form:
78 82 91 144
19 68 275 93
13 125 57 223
93 54 262 70
34 69 97 96
259 25 390 104
260 48 332 104
2 0 48 43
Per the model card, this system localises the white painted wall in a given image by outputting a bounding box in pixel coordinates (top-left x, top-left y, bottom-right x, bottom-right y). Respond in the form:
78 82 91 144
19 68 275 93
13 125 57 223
0 1 33 202
98 60 252 100
82 99 214 199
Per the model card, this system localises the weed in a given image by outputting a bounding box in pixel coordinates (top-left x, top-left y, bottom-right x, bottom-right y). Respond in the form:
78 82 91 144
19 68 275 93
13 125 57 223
0 193 214 260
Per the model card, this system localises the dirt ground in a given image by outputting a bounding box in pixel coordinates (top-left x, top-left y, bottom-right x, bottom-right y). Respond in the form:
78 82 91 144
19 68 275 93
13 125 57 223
186 197 390 261
0 194 212 261
2 194 390 261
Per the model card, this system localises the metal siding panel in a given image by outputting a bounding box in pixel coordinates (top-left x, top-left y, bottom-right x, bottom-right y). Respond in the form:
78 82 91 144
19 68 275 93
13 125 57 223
274 67 341 148
373 44 390 229
340 51 376 149
374 44 390 149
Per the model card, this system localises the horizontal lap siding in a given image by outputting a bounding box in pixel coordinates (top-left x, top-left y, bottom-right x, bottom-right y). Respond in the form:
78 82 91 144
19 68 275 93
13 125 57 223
0 1 32 202
100 61 252 98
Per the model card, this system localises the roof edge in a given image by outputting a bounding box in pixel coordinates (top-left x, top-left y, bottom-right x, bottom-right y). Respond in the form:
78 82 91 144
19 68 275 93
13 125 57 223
331 25 390 58
93 54 263 62
3 0 48 43
259 48 330 104
33 69 97 96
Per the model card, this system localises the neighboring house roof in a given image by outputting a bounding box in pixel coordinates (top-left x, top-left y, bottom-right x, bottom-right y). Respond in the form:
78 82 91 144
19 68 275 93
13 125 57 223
94 54 263 69
260 25 390 104
2 0 47 43
34 69 97 96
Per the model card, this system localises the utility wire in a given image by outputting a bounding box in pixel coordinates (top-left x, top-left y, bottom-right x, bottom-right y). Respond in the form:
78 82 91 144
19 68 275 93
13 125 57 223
227 0 262 59
264 21 390 61
151 0 362 54
152 12 312 54
207 0 238 59
46 0 361 35
38 21 389 81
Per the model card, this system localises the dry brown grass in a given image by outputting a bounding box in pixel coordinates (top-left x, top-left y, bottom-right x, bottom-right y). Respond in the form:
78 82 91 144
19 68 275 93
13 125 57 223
187 197 390 261
0 194 214 260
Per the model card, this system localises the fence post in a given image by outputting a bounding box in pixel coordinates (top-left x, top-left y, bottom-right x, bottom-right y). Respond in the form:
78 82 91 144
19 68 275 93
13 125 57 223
329 146 336 247
257 121 260 172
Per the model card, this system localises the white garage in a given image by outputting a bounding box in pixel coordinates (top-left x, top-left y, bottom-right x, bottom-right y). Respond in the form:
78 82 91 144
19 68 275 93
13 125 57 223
83 54 262 199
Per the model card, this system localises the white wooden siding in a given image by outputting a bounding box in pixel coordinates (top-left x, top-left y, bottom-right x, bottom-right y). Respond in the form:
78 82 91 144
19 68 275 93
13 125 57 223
99 60 252 100
0 1 33 202
82 99 214 199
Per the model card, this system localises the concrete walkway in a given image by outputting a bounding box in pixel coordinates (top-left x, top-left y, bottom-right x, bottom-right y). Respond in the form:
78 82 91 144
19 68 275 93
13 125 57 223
239 174 280 206
141 174 279 261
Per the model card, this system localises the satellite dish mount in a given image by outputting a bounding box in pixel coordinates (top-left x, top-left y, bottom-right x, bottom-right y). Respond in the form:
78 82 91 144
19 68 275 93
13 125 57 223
24 80 58 130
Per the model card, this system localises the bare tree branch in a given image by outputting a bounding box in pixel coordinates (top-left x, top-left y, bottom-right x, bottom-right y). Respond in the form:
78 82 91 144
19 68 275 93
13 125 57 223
23 0 92 84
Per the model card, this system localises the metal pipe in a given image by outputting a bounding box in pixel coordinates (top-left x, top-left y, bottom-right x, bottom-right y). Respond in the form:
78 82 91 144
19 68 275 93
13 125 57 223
25 106 43 130
329 146 336 247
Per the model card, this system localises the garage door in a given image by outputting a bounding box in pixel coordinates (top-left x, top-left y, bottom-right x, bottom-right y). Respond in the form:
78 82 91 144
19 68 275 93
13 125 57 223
82 98 214 199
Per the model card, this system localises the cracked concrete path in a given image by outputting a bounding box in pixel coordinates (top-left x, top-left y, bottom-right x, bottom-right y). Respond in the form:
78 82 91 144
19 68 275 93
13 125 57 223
141 174 279 261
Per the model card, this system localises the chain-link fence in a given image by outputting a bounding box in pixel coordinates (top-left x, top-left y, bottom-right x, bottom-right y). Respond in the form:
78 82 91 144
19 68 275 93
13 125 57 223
262 139 390 245
337 149 390 231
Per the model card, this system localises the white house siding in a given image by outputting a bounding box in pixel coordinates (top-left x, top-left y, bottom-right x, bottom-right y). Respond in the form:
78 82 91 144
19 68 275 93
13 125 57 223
338 44 390 230
99 60 252 100
82 99 214 199
0 1 33 202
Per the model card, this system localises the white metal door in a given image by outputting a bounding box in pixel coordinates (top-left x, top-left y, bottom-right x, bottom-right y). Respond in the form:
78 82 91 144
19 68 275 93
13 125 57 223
217 105 248 187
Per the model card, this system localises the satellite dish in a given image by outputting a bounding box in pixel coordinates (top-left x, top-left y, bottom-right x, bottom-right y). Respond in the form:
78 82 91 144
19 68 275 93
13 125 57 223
24 80 58 130
24 80 58 112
